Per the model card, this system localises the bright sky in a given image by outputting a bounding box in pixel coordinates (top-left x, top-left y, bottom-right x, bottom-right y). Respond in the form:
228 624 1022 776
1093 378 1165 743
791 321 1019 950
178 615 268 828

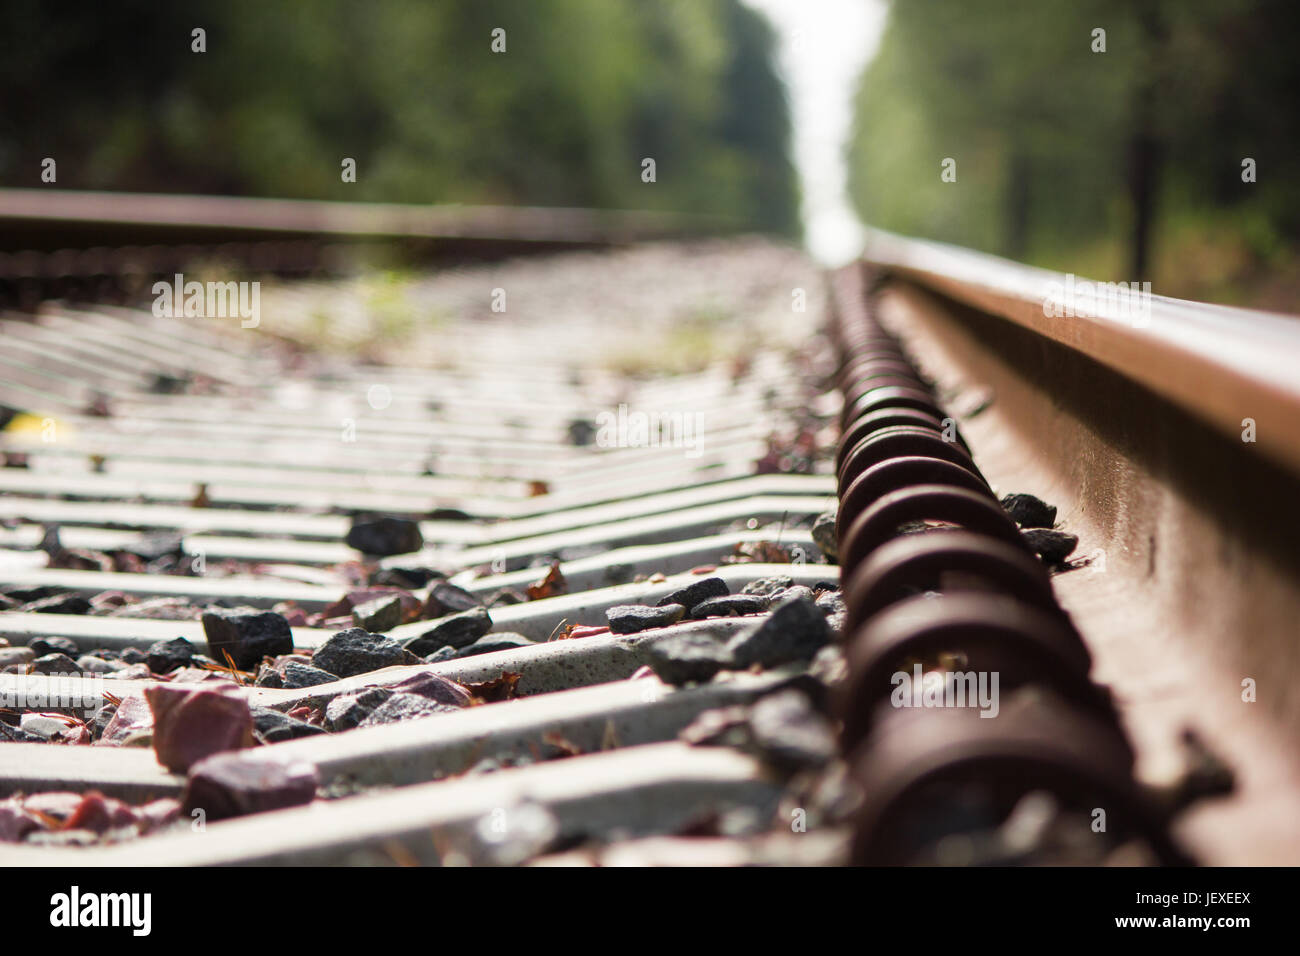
741 0 888 265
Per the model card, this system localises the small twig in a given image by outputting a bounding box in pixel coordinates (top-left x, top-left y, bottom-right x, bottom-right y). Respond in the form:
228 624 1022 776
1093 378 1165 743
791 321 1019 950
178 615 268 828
221 650 246 686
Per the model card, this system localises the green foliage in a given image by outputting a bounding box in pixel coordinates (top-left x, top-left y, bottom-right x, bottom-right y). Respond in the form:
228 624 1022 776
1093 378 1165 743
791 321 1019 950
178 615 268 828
0 0 798 234
847 0 1300 300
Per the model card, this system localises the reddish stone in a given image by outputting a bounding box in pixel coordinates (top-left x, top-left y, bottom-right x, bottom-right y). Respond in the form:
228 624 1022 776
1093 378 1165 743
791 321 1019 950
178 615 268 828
0 801 41 842
181 753 319 821
96 694 154 745
561 625 610 640
21 791 84 820
62 791 139 834
281 607 309 626
145 684 254 773
316 587 419 626
387 670 472 708
51 723 92 745
136 798 181 833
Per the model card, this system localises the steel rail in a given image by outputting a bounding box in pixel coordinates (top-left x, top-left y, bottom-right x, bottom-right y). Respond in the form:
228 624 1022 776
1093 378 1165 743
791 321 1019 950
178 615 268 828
861 227 1300 474
0 188 721 249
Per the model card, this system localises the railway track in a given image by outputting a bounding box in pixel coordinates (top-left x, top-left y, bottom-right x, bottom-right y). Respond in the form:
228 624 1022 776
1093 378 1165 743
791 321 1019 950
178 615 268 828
0 188 716 309
0 208 1296 869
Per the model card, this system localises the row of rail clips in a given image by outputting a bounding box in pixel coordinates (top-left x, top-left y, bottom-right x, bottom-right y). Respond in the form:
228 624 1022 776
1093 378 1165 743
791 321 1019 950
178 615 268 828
828 263 1193 866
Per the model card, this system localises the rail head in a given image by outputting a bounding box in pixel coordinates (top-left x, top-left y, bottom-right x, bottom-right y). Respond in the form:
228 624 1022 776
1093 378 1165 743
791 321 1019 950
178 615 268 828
861 227 1300 475
0 188 727 247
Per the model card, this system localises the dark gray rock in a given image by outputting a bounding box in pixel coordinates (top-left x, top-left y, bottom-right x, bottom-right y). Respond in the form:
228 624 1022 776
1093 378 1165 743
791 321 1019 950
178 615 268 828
811 642 852 686
747 691 837 771
254 667 284 688
324 687 395 732
27 636 79 657
568 419 597 446
727 596 831 669
422 645 459 663
1022 528 1078 563
768 585 815 608
345 515 424 556
814 589 846 617
606 603 686 634
690 594 767 619
370 566 443 589
357 693 459 728
312 627 410 678
422 581 481 619
0 647 35 668
404 606 492 655
201 608 294 670
281 662 337 688
451 632 535 659
678 705 752 748
739 576 795 598
811 512 838 562
0 721 45 743
645 633 735 686
3 585 66 604
1001 493 1058 529
119 647 148 665
20 593 92 615
77 654 124 674
30 652 83 676
656 576 728 609
250 706 326 743
350 595 403 632
146 636 194 674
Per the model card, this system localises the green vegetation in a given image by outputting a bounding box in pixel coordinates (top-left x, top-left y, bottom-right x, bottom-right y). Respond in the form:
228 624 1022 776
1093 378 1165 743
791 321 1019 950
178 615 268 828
847 0 1300 308
1 0 798 235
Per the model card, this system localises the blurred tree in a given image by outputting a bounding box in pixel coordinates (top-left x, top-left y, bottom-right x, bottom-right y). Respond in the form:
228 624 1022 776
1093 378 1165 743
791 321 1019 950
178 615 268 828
847 0 1300 301
0 0 798 235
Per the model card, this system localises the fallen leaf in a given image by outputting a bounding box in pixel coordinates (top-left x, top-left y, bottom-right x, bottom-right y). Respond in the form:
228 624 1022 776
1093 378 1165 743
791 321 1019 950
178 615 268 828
557 624 610 641
465 671 521 703
541 731 583 759
526 560 567 600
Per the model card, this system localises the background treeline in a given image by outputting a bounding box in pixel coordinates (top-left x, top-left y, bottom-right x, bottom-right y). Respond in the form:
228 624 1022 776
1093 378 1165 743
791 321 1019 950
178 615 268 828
847 0 1300 307
1 0 798 235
